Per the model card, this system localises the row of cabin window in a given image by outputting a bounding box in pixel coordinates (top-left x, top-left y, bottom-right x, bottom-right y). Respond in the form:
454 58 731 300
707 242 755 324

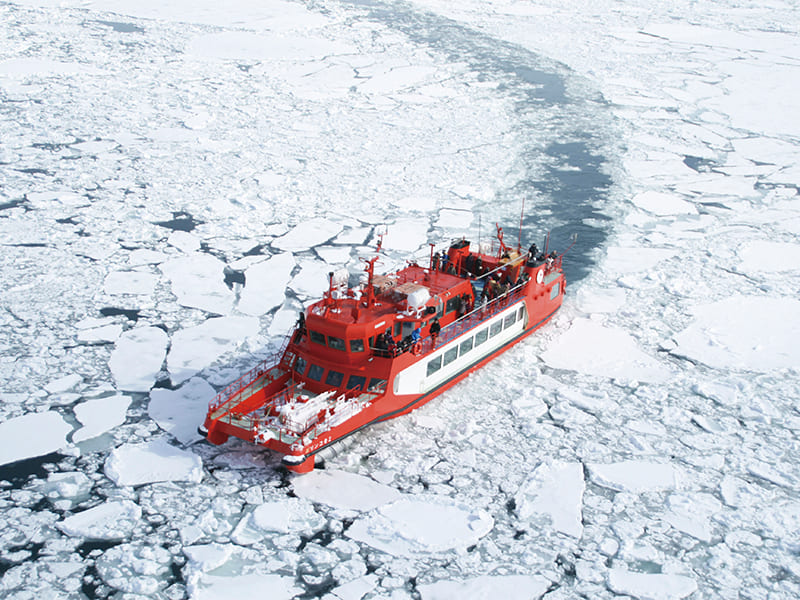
294 355 386 392
426 307 524 377
308 330 365 353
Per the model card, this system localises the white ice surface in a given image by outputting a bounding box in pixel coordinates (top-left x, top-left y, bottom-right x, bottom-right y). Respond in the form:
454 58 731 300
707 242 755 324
273 218 344 252
347 497 493 557
149 377 216 444
160 254 233 315
103 270 157 296
72 394 131 443
540 318 671 383
238 253 295 316
108 326 169 392
672 296 800 371
104 438 203 486
607 569 697 600
57 499 142 540
230 498 325 545
588 461 679 493
0 411 72 465
292 469 402 511
516 461 585 538
167 316 259 384
418 575 551 600
630 191 696 216
737 241 800 274
190 573 300 600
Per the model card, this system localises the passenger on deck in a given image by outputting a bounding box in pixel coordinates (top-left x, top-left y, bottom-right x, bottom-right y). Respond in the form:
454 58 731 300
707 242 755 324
432 251 440 271
294 312 306 342
440 253 449 272
430 317 441 346
386 333 396 356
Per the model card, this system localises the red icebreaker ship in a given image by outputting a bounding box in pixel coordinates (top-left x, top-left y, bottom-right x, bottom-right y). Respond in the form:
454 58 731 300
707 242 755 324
201 225 566 473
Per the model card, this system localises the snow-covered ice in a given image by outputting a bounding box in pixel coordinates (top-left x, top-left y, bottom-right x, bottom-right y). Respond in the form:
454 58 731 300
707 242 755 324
72 394 131 443
516 461 585 538
104 438 203 486
418 574 551 600
292 469 402 511
57 499 142 540
0 411 72 465
108 326 169 392
149 377 216 444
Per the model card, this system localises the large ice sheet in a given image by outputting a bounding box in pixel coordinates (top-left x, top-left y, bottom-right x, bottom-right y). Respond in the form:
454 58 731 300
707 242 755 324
149 377 215 445
57 499 141 540
292 470 401 511
190 573 300 600
273 218 344 252
737 241 800 274
0 411 72 466
72 394 131 443
607 569 697 600
167 316 259 384
540 318 671 383
588 461 679 493
160 254 233 315
108 326 169 392
516 461 585 538
237 253 295 316
672 296 800 371
105 438 203 486
347 497 493 556
418 575 551 600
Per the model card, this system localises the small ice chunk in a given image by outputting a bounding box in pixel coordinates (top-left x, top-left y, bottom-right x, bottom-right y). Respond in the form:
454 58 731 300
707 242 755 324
673 296 800 371
128 248 168 266
35 471 92 500
418 574 550 600
57 499 141 540
104 270 157 295
541 319 671 383
149 377 215 444
160 253 233 314
231 498 325 544
607 569 697 600
588 461 679 493
292 469 401 511
238 253 295 316
109 326 169 392
516 461 585 538
73 394 131 442
45 374 83 394
273 218 344 252
328 574 379 600
105 438 203 486
168 230 201 253
184 543 235 572
77 323 123 344
95 543 172 595
347 497 493 556
167 316 258 384
0 411 72 466
663 493 722 542
630 191 696 215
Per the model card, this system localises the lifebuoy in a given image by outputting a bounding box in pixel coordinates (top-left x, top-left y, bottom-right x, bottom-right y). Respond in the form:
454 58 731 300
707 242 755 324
536 269 544 284
411 341 422 355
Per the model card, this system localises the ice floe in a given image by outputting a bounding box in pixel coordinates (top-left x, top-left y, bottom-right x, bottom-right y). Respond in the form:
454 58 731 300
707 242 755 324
149 377 215 444
108 326 169 392
57 499 141 540
230 498 325 544
588 461 680 493
630 191 696 216
103 270 157 295
516 461 585 538
160 254 233 314
347 497 493 556
540 318 672 383
292 469 402 511
167 316 259 384
273 218 344 252
189 573 300 600
607 569 697 600
0 411 72 466
418 574 551 600
672 296 800 371
105 438 203 486
72 393 131 443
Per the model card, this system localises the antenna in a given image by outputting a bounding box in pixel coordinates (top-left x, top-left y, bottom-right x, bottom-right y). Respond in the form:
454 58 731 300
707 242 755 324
517 198 525 253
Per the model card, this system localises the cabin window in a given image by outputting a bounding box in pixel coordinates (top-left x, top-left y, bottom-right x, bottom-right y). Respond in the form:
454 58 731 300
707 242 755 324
475 328 488 345
518 307 525 321
294 356 307 375
325 370 344 387
550 283 560 300
490 319 503 337
368 378 387 392
328 336 345 351
443 346 459 366
309 330 326 345
394 322 402 337
347 375 366 390
504 312 516 328
445 297 459 314
350 339 365 353
401 321 415 340
307 364 324 381
426 355 442 377
460 337 474 355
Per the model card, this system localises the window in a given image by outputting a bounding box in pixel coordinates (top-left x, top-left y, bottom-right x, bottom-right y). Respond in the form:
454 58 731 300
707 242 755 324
518 307 525 321
309 330 326 345
550 283 560 300
426 355 442 376
394 322 402 337
490 320 503 337
325 370 344 387
443 346 459 366
328 336 345 351
445 297 459 314
460 337 474 355
347 375 366 390
475 328 488 345
307 364 324 381
350 339 365 352
504 312 516 328
294 356 307 375
368 378 387 392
